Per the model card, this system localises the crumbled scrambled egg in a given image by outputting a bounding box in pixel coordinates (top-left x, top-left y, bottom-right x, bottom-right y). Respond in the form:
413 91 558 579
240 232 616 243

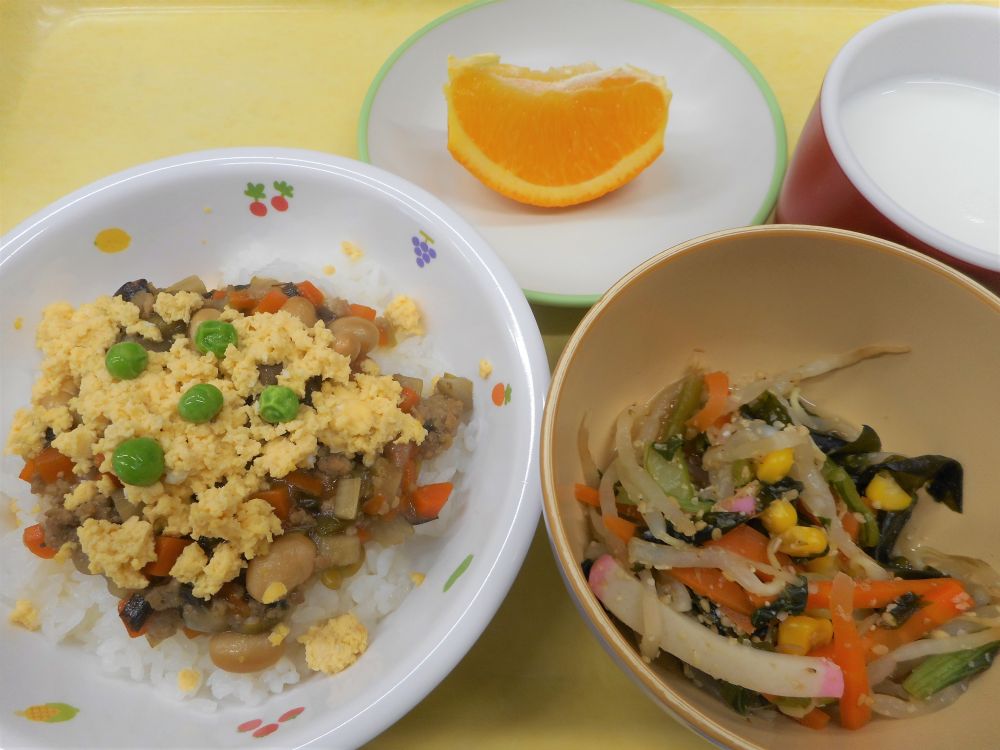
153 291 204 324
9 599 40 631
409 572 426 587
298 613 368 674
322 265 336 276
261 581 288 604
478 359 493 379
268 622 290 646
14 316 24 330
384 295 424 338
77 517 157 589
341 241 364 261
5 290 428 599
53 541 77 562
177 668 201 693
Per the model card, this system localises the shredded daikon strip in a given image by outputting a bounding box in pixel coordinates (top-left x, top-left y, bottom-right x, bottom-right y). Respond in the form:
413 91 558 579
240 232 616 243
867 626 1000 685
598 461 620 521
588 508 626 563
577 414 600 488
733 345 910 407
660 575 692 612
703 423 811 469
628 538 793 597
639 570 662 661
871 683 965 718
787 388 863 440
635 380 682 447
640 509 687 549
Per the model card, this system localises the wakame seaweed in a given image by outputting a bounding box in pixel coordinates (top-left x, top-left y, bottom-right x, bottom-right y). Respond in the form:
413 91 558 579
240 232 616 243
740 391 791 425
855 455 963 513
639 511 751 546
718 681 769 715
883 592 924 629
811 424 882 458
751 578 808 630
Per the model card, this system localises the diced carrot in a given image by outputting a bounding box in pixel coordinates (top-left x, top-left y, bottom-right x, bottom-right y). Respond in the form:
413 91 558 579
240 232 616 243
797 707 831 730
398 386 420 414
574 483 601 508
254 288 288 314
182 627 204 639
862 579 971 660
143 536 192 577
22 524 57 559
377 320 393 347
296 281 325 307
254 486 291 521
34 447 75 483
807 578 951 611
357 526 373 544
117 598 151 638
283 470 324 497
602 515 637 544
830 573 872 730
349 303 377 321
211 289 227 300
227 290 257 312
18 459 36 483
411 482 454 520
688 371 730 431
362 493 387 515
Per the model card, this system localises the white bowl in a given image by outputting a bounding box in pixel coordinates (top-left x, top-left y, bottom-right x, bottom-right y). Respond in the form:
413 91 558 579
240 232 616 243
0 149 548 749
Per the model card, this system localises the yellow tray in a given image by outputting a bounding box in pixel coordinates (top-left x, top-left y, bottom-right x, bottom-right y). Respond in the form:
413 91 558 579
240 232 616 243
0 1 988 747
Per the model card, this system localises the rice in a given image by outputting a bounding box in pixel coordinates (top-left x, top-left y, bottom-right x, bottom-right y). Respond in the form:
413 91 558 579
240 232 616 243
1 256 479 709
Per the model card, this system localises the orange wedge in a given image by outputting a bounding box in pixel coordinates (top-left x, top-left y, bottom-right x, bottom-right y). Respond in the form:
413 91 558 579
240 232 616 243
444 54 672 207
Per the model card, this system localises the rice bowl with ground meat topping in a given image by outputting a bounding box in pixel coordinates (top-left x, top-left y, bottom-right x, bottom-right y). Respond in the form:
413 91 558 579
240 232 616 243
3 270 478 707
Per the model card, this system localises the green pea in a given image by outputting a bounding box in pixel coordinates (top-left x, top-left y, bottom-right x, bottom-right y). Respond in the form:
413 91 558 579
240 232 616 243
112 437 165 487
194 320 238 358
105 341 148 380
259 385 299 423
178 383 224 423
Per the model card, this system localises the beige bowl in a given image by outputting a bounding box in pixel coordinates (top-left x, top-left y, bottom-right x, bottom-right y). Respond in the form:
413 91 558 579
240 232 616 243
541 225 1000 750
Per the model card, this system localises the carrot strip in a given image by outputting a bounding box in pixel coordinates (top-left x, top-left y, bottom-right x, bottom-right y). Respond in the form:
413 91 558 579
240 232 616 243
254 288 288 314
283 470 324 497
669 568 754 615
807 578 951 611
602 515 637 544
688 371 730 431
830 573 872 730
839 506 860 543
296 281 324 306
349 303 377 321
862 579 971 659
411 482 454 519
254 487 291 521
22 524 57 559
34 447 75 483
797 707 831 730
143 536 192 577
401 456 419 494
398 386 420 414
574 483 601 508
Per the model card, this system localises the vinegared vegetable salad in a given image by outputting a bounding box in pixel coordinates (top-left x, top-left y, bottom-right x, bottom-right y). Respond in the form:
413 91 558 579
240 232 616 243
6 273 475 696
579 348 999 730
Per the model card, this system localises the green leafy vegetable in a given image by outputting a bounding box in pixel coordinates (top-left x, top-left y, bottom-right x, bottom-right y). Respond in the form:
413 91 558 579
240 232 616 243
740 391 791 425
718 681 769 715
903 642 1000 699
651 434 683 460
645 447 710 514
659 372 702 440
822 458 879 547
751 577 808 630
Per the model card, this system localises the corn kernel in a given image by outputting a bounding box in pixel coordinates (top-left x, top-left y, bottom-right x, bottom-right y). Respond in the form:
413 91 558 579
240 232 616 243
755 448 794 484
760 499 798 535
778 615 834 655
778 525 828 557
864 472 912 511
805 553 840 575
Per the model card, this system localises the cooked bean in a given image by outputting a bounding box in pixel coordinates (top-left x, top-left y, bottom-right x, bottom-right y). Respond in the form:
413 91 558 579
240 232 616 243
208 631 284 673
188 307 221 340
245 533 316 603
166 275 208 295
328 316 380 357
329 329 362 360
281 295 317 326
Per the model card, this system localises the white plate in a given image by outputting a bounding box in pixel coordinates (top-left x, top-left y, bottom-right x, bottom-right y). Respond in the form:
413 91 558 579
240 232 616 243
359 0 787 306
0 149 548 749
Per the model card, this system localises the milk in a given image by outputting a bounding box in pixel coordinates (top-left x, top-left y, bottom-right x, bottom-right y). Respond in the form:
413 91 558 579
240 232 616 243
840 78 1000 256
